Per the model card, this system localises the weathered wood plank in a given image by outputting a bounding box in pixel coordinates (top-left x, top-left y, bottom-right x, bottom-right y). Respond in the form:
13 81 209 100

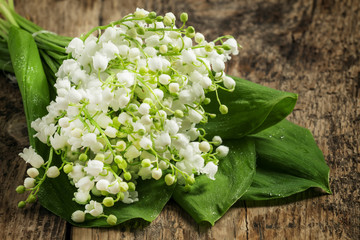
0 78 67 240
1 0 358 239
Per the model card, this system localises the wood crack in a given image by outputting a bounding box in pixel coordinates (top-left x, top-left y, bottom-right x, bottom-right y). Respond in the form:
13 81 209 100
98 0 105 26
65 222 72 240
244 201 249 240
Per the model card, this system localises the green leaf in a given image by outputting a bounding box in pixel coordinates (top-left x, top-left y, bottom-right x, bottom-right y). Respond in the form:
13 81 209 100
38 155 176 227
202 76 297 139
241 120 331 200
8 26 50 149
172 138 256 225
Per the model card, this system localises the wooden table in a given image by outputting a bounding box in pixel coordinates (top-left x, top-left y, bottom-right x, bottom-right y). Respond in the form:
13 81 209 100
1 0 359 239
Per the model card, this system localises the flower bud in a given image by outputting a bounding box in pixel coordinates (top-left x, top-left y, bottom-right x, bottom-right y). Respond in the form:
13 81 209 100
127 28 137 38
127 103 137 112
103 197 114 207
205 43 213 52
159 45 168 54
142 98 152 105
117 192 125 200
59 117 70 128
195 33 204 43
128 182 136 191
222 44 231 50
71 210 85 223
203 98 211 105
139 66 148 75
159 160 169 170
199 141 211 152
186 26 195 33
186 175 195 185
27 194 36 203
151 168 162 180
16 185 26 194
115 141 126 151
24 177 36 189
219 105 228 114
119 182 129 192
180 12 188 22
117 159 127 170
216 48 224 54
96 179 110 191
112 117 121 128
136 27 145 35
114 155 123 164
165 174 175 186
212 136 223 146
27 168 39 178
63 164 73 174
223 76 236 90
93 53 109 71
163 16 172 26
159 74 171 85
145 18 153 24
107 214 117 225
169 83 180 93
124 172 132 181
95 153 105 161
141 159 151 168
79 153 88 162
216 145 229 157
174 110 184 118
149 11 157 19
18 201 26 208
134 9 148 18
47 166 60 178
209 113 216 118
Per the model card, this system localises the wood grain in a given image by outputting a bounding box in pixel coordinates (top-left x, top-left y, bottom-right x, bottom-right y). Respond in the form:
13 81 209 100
0 0 359 239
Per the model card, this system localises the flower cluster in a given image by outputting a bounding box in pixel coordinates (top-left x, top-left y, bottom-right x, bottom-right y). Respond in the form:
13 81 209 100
16 9 239 225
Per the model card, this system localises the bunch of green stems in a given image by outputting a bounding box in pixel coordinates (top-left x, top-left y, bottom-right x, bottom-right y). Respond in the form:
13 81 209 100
0 0 71 85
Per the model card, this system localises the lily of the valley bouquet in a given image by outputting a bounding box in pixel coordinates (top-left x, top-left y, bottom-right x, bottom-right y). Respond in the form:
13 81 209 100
0 1 331 227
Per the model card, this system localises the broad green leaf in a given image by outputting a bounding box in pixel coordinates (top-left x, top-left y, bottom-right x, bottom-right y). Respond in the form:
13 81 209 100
38 155 176 227
172 139 256 225
8 26 50 150
241 120 331 200
202 77 297 139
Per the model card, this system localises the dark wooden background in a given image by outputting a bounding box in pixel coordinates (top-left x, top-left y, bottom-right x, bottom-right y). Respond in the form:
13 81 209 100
0 0 359 239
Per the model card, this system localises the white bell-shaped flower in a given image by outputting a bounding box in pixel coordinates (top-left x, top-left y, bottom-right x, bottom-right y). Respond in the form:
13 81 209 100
76 176 95 192
71 210 85 223
19 147 44 168
85 200 103 217
200 161 218 180
92 52 108 71
84 160 104 177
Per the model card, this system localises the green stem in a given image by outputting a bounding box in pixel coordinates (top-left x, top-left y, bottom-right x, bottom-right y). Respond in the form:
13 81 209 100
137 77 175 114
32 147 54 196
39 49 59 74
8 0 14 10
0 2 19 27
82 108 116 156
